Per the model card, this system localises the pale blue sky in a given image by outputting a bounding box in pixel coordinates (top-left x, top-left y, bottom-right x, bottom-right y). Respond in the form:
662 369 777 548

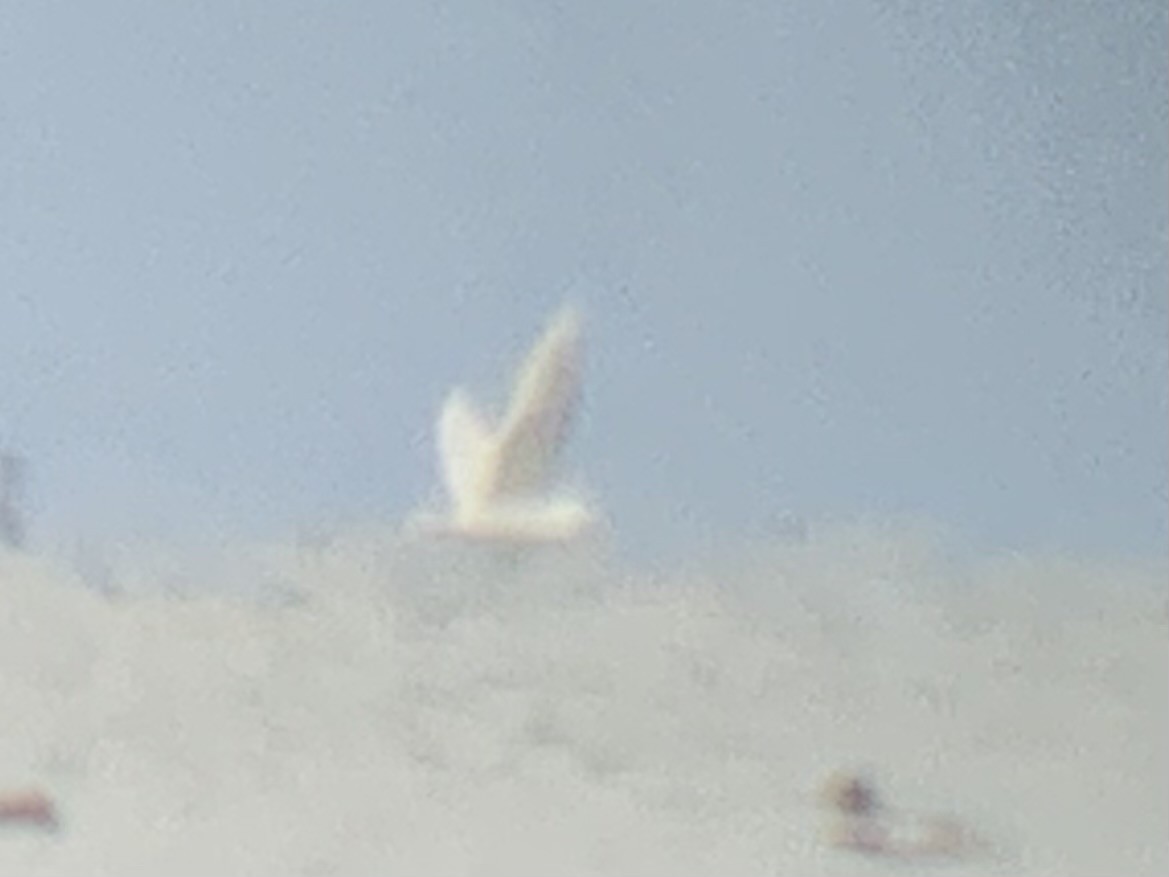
2 0 1165 562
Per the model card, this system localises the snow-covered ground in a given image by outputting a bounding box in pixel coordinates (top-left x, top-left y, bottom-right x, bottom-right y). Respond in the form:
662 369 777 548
1 523 1165 875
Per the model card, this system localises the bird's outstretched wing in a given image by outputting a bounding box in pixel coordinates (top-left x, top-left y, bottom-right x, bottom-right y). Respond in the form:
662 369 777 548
438 388 492 514
488 306 583 499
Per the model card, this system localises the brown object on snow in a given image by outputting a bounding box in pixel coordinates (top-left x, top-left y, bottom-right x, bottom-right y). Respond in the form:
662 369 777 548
821 772 881 816
820 771 982 861
0 788 59 831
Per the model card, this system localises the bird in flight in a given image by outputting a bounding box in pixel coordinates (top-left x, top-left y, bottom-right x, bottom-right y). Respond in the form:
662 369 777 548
405 305 596 544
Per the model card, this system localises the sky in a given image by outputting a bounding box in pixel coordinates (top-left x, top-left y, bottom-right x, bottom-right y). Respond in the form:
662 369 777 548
1 0 1166 564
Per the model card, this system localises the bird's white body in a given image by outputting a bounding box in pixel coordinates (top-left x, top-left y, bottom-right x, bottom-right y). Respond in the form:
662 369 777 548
405 306 596 544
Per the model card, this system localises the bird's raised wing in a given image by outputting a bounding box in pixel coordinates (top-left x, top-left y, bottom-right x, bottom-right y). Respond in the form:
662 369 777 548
437 388 493 513
487 306 583 499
